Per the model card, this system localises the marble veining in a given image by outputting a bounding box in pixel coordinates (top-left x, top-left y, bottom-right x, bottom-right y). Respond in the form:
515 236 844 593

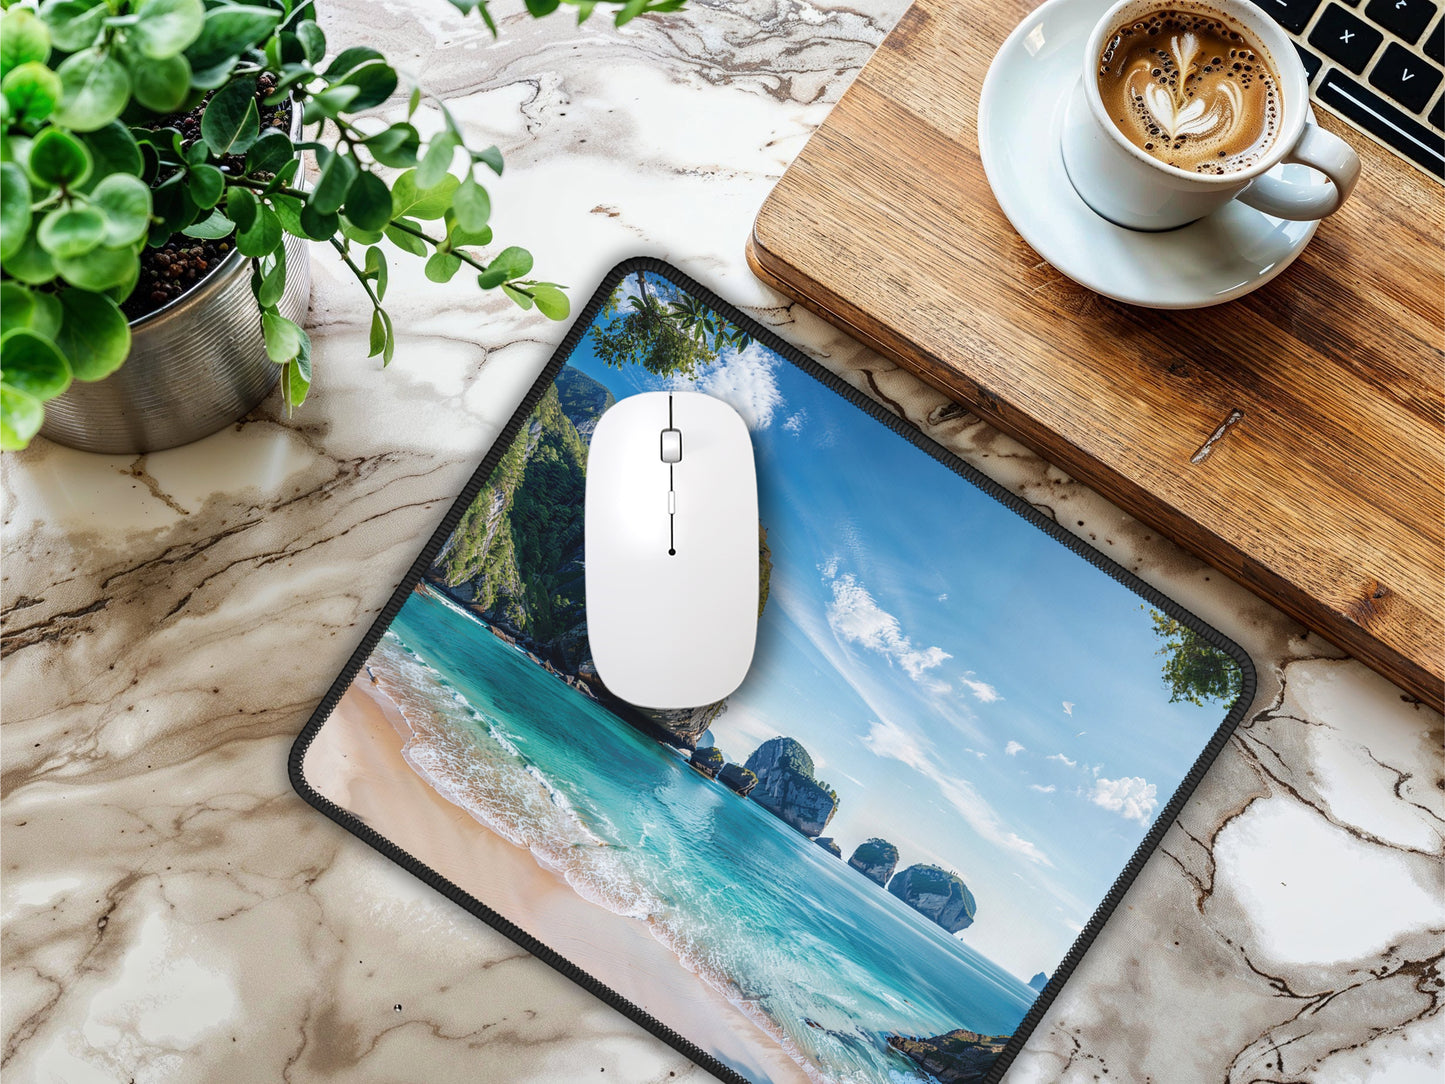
3 1 1442 1081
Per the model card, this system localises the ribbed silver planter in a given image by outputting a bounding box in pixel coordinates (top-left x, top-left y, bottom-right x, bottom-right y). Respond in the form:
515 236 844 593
38 230 311 455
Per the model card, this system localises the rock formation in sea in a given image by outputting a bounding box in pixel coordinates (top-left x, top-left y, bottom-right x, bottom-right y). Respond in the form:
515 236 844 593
847 837 900 887
689 746 724 778
718 763 757 796
887 864 977 933
887 1029 1009 1084
1029 972 1048 992
744 737 839 837
815 837 842 858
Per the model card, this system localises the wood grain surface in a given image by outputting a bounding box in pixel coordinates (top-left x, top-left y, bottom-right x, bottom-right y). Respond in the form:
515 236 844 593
749 0 1445 712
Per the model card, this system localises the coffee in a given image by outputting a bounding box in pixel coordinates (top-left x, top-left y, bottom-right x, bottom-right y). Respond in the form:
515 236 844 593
1095 5 1281 174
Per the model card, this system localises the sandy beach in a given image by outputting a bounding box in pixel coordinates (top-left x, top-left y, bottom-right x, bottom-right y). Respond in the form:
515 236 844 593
304 674 814 1084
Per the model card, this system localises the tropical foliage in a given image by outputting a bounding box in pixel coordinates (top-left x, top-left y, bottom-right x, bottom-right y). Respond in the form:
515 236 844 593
590 269 752 378
1145 607 1245 707
0 0 684 450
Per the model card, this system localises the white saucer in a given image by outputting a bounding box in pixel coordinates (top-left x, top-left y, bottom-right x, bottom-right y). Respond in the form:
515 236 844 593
978 0 1323 308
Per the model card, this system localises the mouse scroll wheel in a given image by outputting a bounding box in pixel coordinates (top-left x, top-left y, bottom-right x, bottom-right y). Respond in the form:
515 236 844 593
660 428 682 463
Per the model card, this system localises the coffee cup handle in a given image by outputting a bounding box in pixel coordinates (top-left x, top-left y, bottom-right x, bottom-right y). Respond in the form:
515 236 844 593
1236 123 1361 220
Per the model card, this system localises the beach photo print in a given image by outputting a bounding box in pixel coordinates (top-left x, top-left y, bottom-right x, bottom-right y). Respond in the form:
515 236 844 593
297 263 1251 1084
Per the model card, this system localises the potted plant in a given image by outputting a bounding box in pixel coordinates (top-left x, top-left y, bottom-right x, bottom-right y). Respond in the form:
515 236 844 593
0 0 683 453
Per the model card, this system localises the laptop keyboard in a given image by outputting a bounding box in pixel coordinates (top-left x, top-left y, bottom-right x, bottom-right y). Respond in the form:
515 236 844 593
1259 0 1445 179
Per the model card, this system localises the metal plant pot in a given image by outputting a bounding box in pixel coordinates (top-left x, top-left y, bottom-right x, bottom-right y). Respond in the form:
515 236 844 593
37 231 311 455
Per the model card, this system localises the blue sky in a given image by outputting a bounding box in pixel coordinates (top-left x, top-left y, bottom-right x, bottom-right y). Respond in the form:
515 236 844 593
561 273 1234 983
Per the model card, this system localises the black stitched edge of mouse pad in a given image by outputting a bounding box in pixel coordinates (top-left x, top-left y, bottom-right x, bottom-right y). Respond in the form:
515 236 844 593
290 257 1255 1084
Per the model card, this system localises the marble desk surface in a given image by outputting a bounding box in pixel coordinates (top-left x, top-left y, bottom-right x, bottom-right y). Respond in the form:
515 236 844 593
3 1 1442 1081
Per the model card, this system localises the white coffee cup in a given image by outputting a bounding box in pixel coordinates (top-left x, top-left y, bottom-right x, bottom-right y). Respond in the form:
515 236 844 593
1061 0 1361 231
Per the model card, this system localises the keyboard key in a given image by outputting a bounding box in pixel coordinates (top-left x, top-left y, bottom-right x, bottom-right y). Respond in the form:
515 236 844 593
1425 19 1444 63
1363 0 1437 43
1258 0 1324 32
1318 68 1444 176
1309 4 1385 71
1369 42 1444 110
1432 93 1444 127
1296 43 1325 82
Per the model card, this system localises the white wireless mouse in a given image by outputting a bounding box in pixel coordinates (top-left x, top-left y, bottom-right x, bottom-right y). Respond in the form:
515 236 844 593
585 391 759 710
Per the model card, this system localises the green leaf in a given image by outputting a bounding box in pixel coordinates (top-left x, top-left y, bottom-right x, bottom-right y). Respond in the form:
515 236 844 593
201 77 260 156
255 247 286 306
339 219 382 245
406 85 420 119
4 226 55 283
374 305 394 363
524 0 560 15
416 130 456 189
261 309 302 363
297 201 336 240
90 172 152 244
279 322 313 409
389 169 457 220
342 168 390 232
295 20 325 64
446 210 491 247
245 128 293 174
1 9 52 80
615 0 649 26
38 204 105 258
54 47 130 131
368 307 385 357
425 250 462 283
364 123 419 168
301 82 358 122
530 283 569 320
185 162 224 210
184 4 280 73
383 219 425 256
129 0 205 60
54 287 130 380
264 156 300 192
0 329 71 400
236 202 281 256
0 161 31 262
310 147 357 215
2 62 62 123
128 50 190 112
500 282 533 309
181 206 232 238
226 184 256 230
39 1 107 54
477 245 532 288
270 191 305 236
0 383 44 450
364 244 387 301
323 45 383 79
453 174 490 233
337 60 396 111
472 144 504 175
81 122 143 184
575 0 597 24
54 242 138 291
27 126 91 187
0 283 62 339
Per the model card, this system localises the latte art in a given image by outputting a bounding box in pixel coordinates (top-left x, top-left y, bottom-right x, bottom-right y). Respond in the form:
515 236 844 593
1097 8 1281 173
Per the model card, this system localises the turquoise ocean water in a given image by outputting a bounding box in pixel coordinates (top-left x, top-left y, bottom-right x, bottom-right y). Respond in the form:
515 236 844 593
372 586 1037 1084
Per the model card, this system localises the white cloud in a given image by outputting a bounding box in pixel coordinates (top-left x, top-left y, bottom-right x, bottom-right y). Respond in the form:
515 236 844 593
961 675 1000 703
690 342 782 430
1091 776 1158 824
1005 741 1025 757
1029 784 1056 794
823 570 951 686
783 409 807 435
862 719 1053 867
964 748 986 759
1062 701 1075 716
937 593 949 603
1046 753 1077 768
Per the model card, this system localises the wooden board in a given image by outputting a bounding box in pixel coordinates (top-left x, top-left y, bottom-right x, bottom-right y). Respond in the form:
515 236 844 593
749 0 1445 713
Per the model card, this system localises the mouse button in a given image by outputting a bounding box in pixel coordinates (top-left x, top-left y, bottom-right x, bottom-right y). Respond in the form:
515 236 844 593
660 428 682 463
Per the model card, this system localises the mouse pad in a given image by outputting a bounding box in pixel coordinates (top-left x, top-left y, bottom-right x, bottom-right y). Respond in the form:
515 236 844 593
291 258 1254 1084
